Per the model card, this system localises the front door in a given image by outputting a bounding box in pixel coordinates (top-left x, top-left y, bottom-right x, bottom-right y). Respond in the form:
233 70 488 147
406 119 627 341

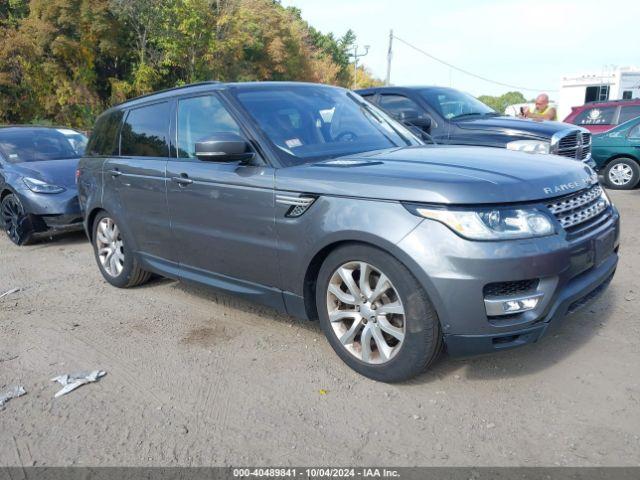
166 93 279 304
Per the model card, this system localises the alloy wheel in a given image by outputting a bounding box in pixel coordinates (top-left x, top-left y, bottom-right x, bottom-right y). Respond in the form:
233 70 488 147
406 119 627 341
96 217 125 277
326 261 406 365
608 163 633 186
1 196 23 244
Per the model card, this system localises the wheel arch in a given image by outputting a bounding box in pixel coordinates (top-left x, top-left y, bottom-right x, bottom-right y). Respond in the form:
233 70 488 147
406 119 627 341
302 238 444 325
1 187 16 201
604 153 640 167
85 207 106 241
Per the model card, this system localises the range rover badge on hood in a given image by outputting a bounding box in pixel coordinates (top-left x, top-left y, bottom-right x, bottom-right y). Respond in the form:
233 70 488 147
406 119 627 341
543 173 598 195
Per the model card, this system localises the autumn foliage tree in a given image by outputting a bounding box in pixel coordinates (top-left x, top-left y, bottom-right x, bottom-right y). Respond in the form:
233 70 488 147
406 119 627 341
0 0 382 129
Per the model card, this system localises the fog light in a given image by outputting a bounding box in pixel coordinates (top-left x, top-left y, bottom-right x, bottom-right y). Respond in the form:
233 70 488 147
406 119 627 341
503 297 539 313
484 292 544 316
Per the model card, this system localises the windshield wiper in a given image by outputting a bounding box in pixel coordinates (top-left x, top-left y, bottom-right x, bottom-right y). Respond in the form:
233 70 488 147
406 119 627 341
452 112 499 120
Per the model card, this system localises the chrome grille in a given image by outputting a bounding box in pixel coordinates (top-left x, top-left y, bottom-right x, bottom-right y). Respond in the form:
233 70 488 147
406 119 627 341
546 184 610 231
553 130 592 161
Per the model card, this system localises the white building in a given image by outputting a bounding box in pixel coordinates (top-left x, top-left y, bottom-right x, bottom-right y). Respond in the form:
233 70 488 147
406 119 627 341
557 66 640 121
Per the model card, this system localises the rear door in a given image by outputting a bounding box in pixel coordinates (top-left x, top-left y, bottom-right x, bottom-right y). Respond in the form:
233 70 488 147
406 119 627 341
103 101 174 261
165 92 279 299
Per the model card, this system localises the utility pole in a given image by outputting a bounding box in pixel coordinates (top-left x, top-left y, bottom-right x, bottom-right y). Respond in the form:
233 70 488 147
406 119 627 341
351 44 370 89
385 29 393 86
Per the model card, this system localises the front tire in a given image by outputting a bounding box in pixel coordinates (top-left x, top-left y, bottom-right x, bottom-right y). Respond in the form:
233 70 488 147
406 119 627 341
92 211 151 288
604 158 640 190
316 244 442 382
1 194 34 246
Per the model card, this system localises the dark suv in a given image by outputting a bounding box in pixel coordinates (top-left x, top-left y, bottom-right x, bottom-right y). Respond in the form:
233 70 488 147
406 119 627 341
78 82 619 382
357 86 594 167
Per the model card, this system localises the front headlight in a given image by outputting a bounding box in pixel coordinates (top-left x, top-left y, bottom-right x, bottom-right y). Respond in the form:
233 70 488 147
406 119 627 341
23 177 66 194
405 205 555 240
506 140 550 154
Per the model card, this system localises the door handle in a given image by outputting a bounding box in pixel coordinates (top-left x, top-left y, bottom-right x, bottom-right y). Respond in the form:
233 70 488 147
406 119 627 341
109 169 122 177
172 174 193 186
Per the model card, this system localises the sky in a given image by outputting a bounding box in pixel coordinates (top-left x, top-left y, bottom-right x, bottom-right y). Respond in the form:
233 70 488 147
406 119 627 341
280 0 639 99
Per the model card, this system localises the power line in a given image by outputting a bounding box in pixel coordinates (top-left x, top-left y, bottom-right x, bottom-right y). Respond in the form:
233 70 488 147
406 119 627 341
391 34 558 93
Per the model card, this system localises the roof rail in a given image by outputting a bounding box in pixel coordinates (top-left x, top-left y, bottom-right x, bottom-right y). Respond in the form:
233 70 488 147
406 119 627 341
115 80 222 107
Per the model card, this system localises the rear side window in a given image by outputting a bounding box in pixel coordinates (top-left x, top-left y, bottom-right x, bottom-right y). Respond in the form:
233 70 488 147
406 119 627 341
86 110 123 156
177 95 241 158
121 102 170 157
573 107 616 126
619 105 640 124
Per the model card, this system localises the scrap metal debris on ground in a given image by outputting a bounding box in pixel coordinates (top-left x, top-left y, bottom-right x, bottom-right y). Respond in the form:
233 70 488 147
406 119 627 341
51 370 106 398
0 288 21 300
0 386 26 409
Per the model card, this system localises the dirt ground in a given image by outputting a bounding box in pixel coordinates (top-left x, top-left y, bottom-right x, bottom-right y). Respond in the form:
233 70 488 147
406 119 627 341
0 189 639 467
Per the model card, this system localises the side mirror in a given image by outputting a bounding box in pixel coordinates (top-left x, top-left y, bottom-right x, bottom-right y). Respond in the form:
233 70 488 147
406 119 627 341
195 132 255 163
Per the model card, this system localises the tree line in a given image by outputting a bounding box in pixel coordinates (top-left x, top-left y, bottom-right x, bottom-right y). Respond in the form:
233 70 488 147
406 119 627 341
0 0 382 129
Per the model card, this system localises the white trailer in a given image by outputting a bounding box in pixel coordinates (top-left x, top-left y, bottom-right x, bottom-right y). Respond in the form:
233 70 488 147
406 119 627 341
558 66 640 121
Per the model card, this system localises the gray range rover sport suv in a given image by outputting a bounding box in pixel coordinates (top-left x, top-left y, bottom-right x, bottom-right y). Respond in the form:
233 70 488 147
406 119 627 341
78 81 620 382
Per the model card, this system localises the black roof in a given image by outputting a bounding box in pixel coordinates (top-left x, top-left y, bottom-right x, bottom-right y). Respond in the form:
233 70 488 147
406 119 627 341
355 85 456 95
109 80 340 112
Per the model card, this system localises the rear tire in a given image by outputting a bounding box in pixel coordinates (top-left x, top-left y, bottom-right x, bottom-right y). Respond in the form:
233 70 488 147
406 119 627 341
92 211 151 288
603 158 640 190
316 244 442 383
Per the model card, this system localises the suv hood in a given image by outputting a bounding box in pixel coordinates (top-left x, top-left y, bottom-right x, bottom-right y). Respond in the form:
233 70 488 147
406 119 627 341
13 158 80 188
276 146 597 204
455 116 577 139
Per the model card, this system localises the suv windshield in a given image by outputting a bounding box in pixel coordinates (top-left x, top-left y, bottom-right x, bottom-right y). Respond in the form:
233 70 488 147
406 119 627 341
0 129 84 163
420 88 496 120
233 85 421 166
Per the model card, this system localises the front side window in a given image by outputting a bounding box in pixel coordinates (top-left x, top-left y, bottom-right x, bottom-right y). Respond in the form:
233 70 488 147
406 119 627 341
420 88 495 120
177 95 241 158
628 123 640 139
0 129 80 163
233 86 420 166
574 107 616 126
618 105 640 124
121 102 170 157
378 94 424 121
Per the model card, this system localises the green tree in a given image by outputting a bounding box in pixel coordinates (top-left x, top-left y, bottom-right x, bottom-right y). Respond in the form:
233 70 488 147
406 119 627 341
478 91 527 113
0 0 29 28
0 0 381 128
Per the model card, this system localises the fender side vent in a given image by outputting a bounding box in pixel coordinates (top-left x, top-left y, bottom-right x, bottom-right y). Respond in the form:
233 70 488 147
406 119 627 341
276 194 317 218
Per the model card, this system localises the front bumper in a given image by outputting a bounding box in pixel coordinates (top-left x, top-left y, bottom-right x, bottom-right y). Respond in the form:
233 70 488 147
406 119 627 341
397 205 620 357
15 186 82 232
583 156 596 169
443 252 616 356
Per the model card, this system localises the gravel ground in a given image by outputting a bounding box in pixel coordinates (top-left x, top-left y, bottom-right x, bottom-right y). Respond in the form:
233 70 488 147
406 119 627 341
0 189 639 467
